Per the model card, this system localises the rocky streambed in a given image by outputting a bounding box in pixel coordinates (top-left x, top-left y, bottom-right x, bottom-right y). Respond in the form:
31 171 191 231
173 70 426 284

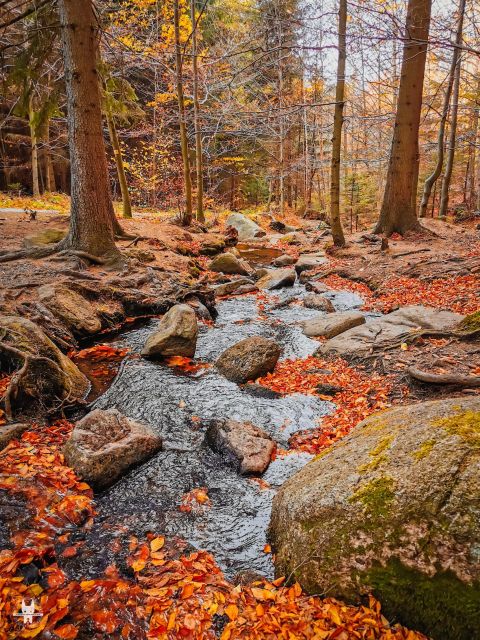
62 273 366 581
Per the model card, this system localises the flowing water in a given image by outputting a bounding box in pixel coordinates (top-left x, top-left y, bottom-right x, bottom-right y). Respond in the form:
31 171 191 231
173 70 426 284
71 263 365 581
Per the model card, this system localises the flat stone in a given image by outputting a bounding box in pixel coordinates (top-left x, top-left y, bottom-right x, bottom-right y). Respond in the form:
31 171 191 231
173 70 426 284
216 336 281 383
142 304 198 358
302 311 365 338
213 278 255 298
319 305 464 357
295 254 327 274
257 268 296 290
63 409 162 489
206 419 275 474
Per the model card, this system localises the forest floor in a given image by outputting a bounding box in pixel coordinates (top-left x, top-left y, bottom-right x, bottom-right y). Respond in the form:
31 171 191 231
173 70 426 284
0 203 479 639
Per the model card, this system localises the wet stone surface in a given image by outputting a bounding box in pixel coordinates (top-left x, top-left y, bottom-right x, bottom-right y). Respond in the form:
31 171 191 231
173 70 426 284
73 281 361 580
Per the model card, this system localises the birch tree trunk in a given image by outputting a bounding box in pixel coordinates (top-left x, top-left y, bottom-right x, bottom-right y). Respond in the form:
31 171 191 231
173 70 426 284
174 0 193 226
374 0 432 235
419 0 465 218
56 0 120 261
329 0 347 246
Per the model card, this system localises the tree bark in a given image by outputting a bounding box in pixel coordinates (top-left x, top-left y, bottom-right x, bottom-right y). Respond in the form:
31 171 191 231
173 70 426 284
56 0 120 261
329 0 347 246
374 0 432 235
29 94 40 197
190 0 205 223
106 108 133 219
174 0 193 226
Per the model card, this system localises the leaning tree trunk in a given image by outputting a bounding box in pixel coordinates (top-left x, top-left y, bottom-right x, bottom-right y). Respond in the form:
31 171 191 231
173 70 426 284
374 0 432 235
56 0 120 261
174 0 193 226
106 109 133 219
330 0 347 246
419 0 465 218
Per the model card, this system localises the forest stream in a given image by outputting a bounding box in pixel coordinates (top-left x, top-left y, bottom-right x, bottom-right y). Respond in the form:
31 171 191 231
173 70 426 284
64 251 365 582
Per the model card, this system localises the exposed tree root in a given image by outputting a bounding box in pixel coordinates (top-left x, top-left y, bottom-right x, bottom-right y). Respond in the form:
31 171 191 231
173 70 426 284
408 366 480 387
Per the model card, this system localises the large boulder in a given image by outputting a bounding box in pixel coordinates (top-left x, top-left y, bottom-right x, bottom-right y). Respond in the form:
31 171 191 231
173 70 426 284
0 316 89 415
319 306 464 357
142 304 198 358
206 419 275 474
208 253 253 276
38 283 103 336
302 311 365 338
63 409 162 489
226 213 266 241
257 268 296 290
270 397 480 640
216 336 281 383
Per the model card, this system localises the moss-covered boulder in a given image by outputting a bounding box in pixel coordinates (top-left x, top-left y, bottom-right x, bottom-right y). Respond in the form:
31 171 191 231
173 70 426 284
23 228 66 248
269 397 480 640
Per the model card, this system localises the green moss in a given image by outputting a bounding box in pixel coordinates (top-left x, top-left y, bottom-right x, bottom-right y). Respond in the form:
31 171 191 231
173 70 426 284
411 439 436 461
458 310 480 335
363 558 480 640
433 410 480 449
358 437 393 473
349 476 396 517
311 446 333 462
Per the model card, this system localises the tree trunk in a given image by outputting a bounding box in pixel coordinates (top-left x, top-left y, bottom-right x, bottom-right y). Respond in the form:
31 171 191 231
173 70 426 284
419 0 465 218
29 94 40 197
329 0 347 246
190 0 205 223
374 0 432 235
106 109 132 219
44 119 56 192
57 0 120 260
174 0 193 226
438 49 463 219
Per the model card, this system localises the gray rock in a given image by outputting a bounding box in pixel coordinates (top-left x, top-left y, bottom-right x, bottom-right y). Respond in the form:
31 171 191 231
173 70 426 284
38 283 102 335
270 396 480 640
63 409 162 489
0 316 89 415
208 253 253 276
303 294 335 313
226 213 266 241
142 304 198 358
213 278 255 298
257 268 296 290
216 336 281 383
206 419 275 474
294 254 327 274
0 423 29 450
319 305 464 357
302 311 365 338
273 255 297 267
